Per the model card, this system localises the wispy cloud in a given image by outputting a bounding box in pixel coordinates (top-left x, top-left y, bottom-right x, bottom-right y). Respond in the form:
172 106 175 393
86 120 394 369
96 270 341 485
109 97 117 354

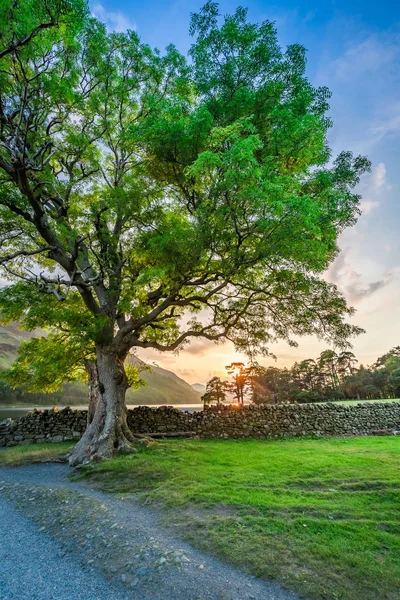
329 35 398 81
372 162 386 188
177 368 196 378
328 248 393 304
183 337 216 356
359 200 380 214
318 27 400 157
91 3 135 32
371 103 400 142
359 162 391 215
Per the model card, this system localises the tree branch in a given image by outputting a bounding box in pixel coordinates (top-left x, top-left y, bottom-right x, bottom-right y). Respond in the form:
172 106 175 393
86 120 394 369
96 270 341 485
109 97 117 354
0 21 57 60
0 246 55 266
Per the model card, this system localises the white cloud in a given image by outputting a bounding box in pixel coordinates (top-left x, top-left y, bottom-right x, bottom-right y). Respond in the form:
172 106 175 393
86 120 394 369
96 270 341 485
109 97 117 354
358 162 391 215
359 200 380 214
371 104 400 141
329 36 398 81
372 162 386 188
327 248 393 304
319 27 400 156
91 3 135 32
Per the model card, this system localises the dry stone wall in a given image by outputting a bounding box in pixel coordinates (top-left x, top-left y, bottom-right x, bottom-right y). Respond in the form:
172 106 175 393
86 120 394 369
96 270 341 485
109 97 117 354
1 402 400 447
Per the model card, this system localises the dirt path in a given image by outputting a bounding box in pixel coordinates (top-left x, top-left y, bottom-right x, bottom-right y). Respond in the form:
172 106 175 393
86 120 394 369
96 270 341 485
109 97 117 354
0 464 299 600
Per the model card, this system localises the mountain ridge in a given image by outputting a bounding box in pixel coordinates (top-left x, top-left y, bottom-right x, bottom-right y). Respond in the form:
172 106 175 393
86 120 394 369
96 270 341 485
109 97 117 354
192 383 206 393
126 354 202 405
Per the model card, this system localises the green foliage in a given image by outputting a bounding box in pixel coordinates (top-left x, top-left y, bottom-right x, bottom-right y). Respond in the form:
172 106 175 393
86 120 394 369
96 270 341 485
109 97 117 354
347 346 400 399
124 363 147 390
0 334 88 392
0 283 97 393
0 0 87 59
0 1 370 395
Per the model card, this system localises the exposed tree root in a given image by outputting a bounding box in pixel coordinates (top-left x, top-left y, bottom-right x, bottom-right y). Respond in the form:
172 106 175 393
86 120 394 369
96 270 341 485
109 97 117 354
68 420 158 466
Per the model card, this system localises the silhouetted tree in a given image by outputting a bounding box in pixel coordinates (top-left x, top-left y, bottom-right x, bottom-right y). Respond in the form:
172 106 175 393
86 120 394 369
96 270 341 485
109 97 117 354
225 362 248 405
201 376 229 407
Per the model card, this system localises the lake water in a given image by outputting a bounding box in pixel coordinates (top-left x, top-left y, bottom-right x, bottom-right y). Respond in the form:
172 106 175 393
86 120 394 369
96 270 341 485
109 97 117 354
0 404 205 422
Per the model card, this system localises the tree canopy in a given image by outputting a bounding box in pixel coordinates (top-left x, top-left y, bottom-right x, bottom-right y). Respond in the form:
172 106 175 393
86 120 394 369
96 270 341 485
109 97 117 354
0 0 370 463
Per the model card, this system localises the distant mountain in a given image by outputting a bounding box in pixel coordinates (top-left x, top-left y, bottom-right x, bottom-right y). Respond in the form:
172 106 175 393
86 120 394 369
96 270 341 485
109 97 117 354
0 324 202 406
0 323 37 370
126 355 202 405
192 383 206 394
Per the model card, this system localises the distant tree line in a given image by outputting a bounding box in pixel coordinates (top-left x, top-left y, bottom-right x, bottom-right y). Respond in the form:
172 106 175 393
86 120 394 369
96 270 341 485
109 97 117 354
202 347 400 406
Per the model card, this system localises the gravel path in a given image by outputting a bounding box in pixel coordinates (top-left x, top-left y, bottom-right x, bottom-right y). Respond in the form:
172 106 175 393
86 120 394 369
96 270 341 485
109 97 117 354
0 464 300 600
0 496 130 600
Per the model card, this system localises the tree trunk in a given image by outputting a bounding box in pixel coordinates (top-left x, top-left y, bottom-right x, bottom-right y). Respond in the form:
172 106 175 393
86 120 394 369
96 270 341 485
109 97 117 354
69 346 135 466
84 359 100 425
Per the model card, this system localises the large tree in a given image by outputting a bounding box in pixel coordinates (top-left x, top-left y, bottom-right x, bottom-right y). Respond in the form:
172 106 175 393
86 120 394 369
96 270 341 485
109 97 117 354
0 0 369 464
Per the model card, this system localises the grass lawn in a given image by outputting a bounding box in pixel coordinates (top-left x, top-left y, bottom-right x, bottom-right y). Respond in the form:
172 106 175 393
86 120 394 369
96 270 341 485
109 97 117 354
77 436 400 600
0 441 73 466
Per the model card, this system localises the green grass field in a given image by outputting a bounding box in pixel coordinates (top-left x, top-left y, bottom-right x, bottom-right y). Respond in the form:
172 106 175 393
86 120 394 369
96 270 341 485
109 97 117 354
1 436 399 599
0 441 73 466
78 436 400 600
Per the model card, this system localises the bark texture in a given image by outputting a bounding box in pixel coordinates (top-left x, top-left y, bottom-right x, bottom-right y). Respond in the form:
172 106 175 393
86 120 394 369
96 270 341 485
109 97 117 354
84 359 100 426
69 347 135 466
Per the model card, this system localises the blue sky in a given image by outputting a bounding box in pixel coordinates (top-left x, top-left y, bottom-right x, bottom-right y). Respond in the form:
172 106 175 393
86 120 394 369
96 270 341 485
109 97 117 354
91 0 400 383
